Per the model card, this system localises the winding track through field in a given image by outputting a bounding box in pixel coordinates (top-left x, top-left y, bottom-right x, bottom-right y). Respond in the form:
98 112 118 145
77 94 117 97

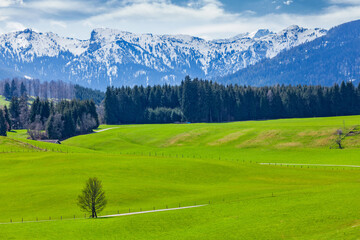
259 163 360 168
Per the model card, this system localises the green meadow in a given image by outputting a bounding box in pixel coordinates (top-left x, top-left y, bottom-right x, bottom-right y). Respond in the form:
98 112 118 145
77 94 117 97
0 94 36 107
0 95 9 106
0 116 360 239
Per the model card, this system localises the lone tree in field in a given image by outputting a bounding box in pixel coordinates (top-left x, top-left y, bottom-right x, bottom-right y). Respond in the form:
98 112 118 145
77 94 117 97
335 129 343 149
77 177 107 218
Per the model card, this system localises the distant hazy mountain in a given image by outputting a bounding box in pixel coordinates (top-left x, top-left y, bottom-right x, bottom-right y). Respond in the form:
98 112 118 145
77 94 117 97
219 20 360 86
0 26 326 89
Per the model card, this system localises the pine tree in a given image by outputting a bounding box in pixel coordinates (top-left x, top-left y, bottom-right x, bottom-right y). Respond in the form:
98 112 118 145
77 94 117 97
10 79 17 98
30 97 41 123
3 82 11 100
0 109 7 136
9 97 20 129
104 87 117 124
181 76 198 122
3 106 11 131
20 82 27 97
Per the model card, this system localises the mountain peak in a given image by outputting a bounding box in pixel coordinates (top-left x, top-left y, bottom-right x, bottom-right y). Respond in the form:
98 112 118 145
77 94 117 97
248 29 273 39
22 28 34 33
285 25 301 31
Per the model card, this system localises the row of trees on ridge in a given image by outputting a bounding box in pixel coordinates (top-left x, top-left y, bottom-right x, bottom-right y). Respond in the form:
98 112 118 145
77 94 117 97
104 77 360 124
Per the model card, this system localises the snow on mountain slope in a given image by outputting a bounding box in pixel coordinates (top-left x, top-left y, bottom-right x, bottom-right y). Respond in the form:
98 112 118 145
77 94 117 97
0 26 326 89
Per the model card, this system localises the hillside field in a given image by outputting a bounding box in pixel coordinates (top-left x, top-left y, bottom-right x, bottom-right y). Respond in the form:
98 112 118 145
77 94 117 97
0 116 360 239
0 94 9 106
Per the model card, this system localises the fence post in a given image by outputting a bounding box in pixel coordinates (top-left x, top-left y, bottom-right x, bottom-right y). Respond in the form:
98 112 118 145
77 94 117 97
10 219 12 223
22 217 23 223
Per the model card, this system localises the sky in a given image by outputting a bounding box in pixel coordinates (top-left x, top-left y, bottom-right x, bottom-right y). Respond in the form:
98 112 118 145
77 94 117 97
0 0 359 40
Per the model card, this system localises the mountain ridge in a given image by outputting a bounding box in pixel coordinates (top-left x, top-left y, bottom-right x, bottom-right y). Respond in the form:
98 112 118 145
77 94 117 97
218 19 360 87
0 25 326 89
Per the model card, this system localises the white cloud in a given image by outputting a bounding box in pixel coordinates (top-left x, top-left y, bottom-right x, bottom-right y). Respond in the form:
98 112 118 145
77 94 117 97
0 0 359 40
50 20 67 28
329 0 360 4
79 0 360 39
5 21 25 31
25 0 95 14
0 0 22 7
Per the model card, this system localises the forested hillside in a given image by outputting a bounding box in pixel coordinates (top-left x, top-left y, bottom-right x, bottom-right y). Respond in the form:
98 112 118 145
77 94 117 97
104 77 360 124
219 20 360 86
0 78 104 104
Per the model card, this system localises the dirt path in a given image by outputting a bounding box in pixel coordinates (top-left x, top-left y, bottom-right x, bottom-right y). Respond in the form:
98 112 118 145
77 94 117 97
259 163 360 168
100 205 207 218
95 127 119 133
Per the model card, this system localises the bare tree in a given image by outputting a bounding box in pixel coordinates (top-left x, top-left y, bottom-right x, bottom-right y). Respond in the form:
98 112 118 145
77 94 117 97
77 177 107 218
335 129 343 149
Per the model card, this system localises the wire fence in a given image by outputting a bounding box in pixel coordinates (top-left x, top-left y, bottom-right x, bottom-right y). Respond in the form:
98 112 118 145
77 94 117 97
1 148 360 172
0 200 213 225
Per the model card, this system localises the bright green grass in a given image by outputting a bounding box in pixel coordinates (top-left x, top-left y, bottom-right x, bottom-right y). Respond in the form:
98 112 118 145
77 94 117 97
0 94 9 106
0 95 36 108
1 116 360 239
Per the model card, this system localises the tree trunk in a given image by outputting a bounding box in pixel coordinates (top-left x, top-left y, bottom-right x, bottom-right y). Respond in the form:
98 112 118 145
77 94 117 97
92 205 95 218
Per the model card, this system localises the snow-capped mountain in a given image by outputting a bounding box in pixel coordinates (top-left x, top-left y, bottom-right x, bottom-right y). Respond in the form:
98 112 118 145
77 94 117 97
0 26 326 89
218 19 360 87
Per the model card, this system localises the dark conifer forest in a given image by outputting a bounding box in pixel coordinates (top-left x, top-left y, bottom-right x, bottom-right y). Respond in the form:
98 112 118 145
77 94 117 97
104 77 360 124
2 76 360 137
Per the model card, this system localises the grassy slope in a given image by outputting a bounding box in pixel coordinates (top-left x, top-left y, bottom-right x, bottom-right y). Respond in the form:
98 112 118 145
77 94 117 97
0 94 9 106
0 116 360 239
0 95 36 108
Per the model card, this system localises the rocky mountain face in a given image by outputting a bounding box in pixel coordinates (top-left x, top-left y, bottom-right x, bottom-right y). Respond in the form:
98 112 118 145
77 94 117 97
0 26 326 89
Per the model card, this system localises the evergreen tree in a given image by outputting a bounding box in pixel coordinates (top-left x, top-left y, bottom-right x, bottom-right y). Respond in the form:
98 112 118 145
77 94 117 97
10 79 17 98
3 82 11 100
20 82 27 97
9 97 20 129
104 87 117 124
18 96 29 129
3 106 11 131
46 114 64 139
181 76 198 122
0 109 7 136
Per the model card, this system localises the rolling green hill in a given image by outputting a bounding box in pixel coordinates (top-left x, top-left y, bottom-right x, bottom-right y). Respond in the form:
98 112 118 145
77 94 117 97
1 116 360 239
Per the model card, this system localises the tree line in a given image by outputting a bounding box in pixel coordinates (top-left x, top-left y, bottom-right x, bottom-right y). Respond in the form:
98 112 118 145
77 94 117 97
1 78 104 104
104 76 360 124
0 96 99 139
